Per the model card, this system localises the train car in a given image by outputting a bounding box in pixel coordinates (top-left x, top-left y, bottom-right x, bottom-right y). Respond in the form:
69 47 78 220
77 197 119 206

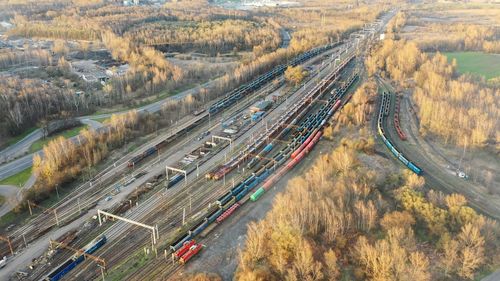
222 196 237 211
190 220 209 237
377 91 423 175
207 207 223 224
216 203 240 223
407 162 423 175
84 236 107 255
231 182 246 196
179 244 203 264
167 174 184 188
128 154 145 167
170 233 192 252
174 240 196 259
45 236 107 281
45 256 84 281
216 191 233 206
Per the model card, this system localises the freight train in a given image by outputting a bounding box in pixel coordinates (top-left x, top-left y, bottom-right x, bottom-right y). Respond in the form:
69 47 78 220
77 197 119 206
251 73 358 201
127 42 342 168
377 91 422 175
393 93 407 140
44 236 107 281
205 53 356 182
168 71 358 254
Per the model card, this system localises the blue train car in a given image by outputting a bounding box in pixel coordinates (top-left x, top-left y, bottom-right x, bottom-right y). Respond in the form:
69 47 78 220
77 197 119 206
207 207 223 224
408 162 423 175
171 233 192 251
45 236 107 281
167 174 184 188
144 147 157 157
84 236 107 255
231 182 246 196
216 191 233 206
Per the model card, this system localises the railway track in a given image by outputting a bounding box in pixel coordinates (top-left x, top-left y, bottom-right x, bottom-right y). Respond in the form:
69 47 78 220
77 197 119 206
25 43 346 280
59 49 357 281
42 17 384 280
134 63 360 281
376 78 500 220
0 41 344 268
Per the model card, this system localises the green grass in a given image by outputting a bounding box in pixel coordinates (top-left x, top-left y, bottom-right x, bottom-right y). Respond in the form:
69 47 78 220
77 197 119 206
0 167 32 187
0 195 5 206
92 117 109 123
444 52 500 80
29 125 88 153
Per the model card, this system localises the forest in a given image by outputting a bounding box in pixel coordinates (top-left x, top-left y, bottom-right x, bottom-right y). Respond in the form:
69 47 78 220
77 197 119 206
365 11 499 148
391 7 500 53
0 0 388 210
124 20 280 55
233 80 500 281
25 111 139 209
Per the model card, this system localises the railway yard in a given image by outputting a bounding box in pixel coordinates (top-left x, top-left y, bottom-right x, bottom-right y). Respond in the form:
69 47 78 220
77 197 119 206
0 10 394 280
4 5 497 280
0 0 498 279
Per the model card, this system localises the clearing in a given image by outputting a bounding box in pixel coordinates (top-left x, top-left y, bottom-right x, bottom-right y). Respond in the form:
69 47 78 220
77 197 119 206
444 52 500 80
29 125 88 153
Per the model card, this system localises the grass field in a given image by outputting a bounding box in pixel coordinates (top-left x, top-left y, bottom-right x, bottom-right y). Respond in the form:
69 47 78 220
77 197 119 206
444 52 500 80
0 167 32 187
29 125 88 153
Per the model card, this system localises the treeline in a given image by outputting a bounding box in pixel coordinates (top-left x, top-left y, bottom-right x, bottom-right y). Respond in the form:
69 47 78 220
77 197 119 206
366 39 499 147
25 111 139 208
8 14 102 41
235 142 500 280
334 81 378 129
124 20 280 55
0 49 52 70
101 31 184 101
401 9 500 54
415 24 500 53
279 6 383 52
385 11 406 38
0 77 97 135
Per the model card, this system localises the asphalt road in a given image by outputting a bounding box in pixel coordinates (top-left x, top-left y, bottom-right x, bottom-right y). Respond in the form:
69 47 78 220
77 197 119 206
482 270 500 281
0 79 216 181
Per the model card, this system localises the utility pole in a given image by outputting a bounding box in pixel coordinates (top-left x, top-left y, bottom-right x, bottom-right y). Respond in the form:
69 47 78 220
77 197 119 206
28 200 32 215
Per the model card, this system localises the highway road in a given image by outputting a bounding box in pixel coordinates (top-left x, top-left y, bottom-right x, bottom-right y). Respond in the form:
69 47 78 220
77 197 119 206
0 79 217 181
0 25 291 180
